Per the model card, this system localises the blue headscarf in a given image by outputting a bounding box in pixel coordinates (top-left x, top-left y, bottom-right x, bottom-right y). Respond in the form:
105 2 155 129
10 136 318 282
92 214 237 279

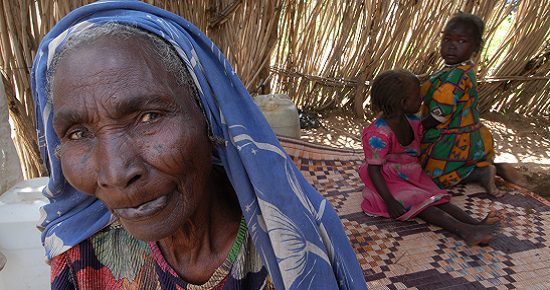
32 1 366 289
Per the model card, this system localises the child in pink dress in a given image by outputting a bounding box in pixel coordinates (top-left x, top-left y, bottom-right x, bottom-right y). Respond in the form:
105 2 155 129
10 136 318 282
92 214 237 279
359 69 500 246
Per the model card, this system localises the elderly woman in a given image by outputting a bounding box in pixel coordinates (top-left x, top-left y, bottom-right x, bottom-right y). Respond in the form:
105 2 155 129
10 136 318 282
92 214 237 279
32 1 366 289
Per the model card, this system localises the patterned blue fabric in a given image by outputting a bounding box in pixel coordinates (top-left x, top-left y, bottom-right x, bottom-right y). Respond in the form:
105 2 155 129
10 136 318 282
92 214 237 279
31 1 366 289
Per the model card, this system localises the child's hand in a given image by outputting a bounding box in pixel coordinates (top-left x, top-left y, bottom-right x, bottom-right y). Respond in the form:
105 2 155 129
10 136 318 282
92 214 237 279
386 200 407 219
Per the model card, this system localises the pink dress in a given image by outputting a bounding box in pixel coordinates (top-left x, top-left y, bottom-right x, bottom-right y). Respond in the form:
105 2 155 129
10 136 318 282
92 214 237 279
358 115 450 220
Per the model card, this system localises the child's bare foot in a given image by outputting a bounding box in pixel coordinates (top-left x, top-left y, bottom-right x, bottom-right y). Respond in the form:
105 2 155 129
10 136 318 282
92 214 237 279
495 162 529 188
478 209 501 225
463 223 499 246
480 165 506 197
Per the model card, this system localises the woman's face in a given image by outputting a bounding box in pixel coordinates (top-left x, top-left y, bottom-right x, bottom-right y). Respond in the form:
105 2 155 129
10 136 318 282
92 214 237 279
52 36 212 241
440 24 478 65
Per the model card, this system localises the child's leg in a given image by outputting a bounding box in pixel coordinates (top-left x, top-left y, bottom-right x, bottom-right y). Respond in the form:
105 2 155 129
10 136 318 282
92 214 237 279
418 206 499 246
437 203 501 225
464 165 505 197
495 162 528 188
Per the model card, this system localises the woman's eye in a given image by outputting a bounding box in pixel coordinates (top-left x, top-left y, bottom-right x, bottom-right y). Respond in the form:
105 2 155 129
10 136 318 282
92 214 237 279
140 112 161 123
68 130 85 140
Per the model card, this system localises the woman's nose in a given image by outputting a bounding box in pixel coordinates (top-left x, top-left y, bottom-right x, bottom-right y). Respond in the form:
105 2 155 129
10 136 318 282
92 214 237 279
96 137 145 190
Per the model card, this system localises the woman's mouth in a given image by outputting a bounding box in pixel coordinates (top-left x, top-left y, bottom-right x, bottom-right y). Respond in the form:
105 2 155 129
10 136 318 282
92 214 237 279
113 194 171 220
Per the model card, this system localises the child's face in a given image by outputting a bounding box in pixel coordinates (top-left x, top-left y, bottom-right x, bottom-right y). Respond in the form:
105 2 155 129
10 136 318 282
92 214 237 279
440 24 478 65
402 80 422 114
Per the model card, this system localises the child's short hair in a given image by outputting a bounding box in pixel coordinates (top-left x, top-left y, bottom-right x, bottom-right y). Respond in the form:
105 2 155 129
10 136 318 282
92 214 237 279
445 12 485 50
370 69 419 117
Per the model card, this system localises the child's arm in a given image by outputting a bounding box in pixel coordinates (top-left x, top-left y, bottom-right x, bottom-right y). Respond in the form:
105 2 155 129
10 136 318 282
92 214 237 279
367 164 407 219
423 69 471 130
421 114 441 130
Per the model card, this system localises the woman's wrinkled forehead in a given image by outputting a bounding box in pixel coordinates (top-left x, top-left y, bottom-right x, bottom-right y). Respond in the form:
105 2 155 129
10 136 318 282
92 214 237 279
51 25 195 98
50 25 184 84
47 23 213 137
52 37 183 108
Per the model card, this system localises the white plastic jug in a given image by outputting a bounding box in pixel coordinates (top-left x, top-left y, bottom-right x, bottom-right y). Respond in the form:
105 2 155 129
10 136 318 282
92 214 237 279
0 178 49 290
254 94 300 139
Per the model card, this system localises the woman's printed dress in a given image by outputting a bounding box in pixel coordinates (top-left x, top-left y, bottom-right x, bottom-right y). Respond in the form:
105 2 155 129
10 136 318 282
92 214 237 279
50 220 273 290
359 115 450 221
420 63 495 188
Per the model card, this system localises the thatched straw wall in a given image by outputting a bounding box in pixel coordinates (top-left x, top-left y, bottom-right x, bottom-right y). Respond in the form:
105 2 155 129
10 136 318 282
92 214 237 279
1 0 549 178
271 0 550 117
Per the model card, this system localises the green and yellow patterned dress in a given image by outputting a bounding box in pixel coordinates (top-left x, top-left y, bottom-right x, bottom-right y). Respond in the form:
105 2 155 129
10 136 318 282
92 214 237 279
420 62 494 188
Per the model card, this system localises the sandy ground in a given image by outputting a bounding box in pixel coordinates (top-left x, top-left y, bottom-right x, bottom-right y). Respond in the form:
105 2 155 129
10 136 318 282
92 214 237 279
299 111 550 200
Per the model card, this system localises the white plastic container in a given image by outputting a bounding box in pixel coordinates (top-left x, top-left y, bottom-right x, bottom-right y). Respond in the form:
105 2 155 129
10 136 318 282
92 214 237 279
254 94 301 139
0 177 49 290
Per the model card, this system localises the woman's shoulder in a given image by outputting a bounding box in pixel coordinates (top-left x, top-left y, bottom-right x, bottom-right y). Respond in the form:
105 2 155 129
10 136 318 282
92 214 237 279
62 222 151 258
51 222 158 289
81 222 153 264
